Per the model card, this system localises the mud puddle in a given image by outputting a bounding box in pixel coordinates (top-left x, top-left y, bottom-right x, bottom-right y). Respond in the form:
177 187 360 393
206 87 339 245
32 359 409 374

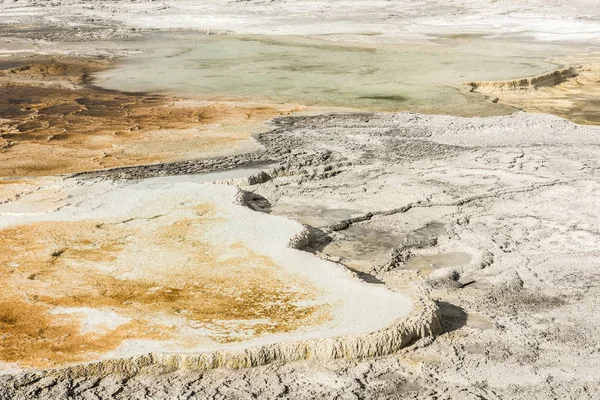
320 226 403 271
268 203 362 227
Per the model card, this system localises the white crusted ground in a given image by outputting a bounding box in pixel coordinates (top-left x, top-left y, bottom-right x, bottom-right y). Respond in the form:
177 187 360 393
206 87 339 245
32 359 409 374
1 0 600 43
1 1 600 399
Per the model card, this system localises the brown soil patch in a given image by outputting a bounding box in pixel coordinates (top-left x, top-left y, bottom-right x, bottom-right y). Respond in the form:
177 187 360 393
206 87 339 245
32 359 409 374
0 202 326 369
0 56 296 177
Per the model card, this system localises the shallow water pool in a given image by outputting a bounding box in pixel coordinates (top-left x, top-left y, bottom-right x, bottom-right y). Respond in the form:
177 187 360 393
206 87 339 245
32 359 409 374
93 33 590 115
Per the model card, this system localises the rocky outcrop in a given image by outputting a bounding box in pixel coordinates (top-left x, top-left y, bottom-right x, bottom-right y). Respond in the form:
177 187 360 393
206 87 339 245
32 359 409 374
215 171 272 186
288 225 313 250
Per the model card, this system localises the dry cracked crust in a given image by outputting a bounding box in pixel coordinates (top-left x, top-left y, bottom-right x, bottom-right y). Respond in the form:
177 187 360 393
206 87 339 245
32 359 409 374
2 111 600 399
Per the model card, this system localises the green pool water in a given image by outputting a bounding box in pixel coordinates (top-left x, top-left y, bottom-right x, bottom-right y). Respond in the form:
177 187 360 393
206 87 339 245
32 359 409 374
93 33 590 115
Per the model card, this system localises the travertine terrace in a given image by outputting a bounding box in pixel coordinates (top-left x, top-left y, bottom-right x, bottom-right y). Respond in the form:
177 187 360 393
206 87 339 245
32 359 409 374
469 59 600 125
1 0 600 399
0 177 436 375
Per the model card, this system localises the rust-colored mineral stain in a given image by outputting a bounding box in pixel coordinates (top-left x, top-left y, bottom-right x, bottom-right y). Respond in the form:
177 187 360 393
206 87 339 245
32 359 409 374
0 202 326 369
0 300 170 369
0 57 296 177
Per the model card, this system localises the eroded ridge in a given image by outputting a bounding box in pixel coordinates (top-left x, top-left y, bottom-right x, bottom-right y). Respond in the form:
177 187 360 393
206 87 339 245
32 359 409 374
47 294 439 380
467 67 578 93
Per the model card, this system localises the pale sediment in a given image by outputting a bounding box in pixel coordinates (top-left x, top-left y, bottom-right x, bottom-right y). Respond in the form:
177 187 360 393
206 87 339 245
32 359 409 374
0 177 428 375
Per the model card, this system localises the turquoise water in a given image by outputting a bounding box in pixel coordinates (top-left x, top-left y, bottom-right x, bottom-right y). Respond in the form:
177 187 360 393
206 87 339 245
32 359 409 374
94 33 587 115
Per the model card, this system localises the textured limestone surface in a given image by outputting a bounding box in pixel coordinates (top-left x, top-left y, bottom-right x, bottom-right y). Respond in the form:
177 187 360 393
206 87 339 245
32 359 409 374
2 111 599 399
1 0 600 398
0 176 429 375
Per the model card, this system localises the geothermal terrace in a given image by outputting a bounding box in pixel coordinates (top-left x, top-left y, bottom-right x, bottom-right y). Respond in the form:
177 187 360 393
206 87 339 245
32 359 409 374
1 0 600 399
0 175 425 373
